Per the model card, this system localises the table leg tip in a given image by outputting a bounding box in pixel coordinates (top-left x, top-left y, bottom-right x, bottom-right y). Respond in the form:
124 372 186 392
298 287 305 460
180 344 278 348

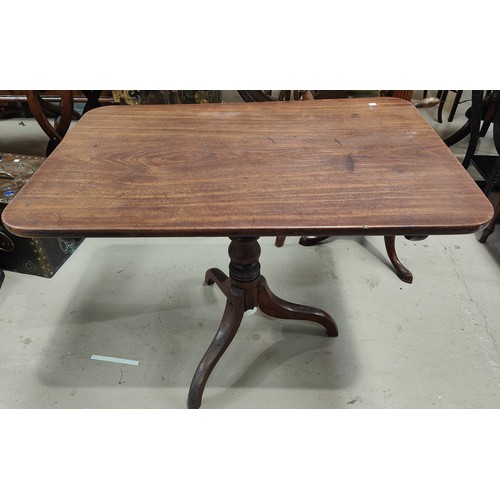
398 272 413 284
187 396 201 409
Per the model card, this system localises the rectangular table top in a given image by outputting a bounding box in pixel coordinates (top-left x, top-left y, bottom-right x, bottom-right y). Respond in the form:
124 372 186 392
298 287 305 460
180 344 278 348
2 98 493 238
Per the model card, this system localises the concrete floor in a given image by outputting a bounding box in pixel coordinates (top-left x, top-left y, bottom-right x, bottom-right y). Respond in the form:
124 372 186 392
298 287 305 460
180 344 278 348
0 91 499 408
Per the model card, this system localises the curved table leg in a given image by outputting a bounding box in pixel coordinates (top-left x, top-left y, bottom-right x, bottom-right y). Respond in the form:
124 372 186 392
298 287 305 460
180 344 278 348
0 269 4 288
258 276 338 337
205 267 231 297
187 287 245 409
299 235 330 246
189 237 338 408
299 235 414 284
384 235 413 284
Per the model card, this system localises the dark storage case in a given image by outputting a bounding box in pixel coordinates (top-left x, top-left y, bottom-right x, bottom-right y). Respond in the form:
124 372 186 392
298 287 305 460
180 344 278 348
1 152 82 280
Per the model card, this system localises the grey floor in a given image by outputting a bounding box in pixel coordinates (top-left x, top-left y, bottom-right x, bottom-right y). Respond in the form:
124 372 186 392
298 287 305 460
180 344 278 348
0 90 499 408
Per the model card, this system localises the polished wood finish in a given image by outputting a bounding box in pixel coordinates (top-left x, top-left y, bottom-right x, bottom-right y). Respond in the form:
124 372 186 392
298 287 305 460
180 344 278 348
264 90 439 283
3 98 492 239
384 235 413 284
188 236 337 409
2 98 493 408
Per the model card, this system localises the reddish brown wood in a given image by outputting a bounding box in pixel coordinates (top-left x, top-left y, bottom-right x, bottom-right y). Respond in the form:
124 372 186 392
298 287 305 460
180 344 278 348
188 236 337 408
384 235 413 283
274 235 286 247
188 286 245 409
2 97 494 409
275 92 434 282
2 98 493 238
285 235 414 283
258 276 337 336
275 92 419 282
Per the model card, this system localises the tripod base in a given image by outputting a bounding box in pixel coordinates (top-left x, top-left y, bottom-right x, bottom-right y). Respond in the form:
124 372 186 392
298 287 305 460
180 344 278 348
187 237 337 409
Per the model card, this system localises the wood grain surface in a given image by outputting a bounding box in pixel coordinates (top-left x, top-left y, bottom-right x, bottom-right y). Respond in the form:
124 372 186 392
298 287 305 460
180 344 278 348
2 98 493 238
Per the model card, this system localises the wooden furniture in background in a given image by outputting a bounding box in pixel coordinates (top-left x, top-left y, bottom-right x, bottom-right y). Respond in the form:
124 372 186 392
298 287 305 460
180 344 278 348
0 91 114 155
437 90 500 243
442 91 500 168
2 99 492 408
471 91 500 243
24 91 75 156
479 198 500 243
436 90 463 123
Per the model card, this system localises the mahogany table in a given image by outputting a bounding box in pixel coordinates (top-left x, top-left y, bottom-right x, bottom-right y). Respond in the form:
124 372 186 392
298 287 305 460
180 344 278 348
1 98 493 408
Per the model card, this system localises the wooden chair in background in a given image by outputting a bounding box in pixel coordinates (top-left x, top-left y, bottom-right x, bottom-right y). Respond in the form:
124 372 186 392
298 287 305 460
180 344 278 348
471 91 500 243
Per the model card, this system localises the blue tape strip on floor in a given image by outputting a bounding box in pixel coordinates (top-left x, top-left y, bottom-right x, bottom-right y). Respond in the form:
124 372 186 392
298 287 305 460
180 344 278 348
91 354 139 366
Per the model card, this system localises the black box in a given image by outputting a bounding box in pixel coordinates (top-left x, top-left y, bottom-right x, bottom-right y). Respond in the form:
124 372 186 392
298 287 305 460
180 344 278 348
1 152 83 279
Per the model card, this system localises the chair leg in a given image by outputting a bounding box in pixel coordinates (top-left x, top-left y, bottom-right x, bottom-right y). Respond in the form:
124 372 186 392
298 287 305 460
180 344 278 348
437 90 449 123
384 236 413 284
448 90 463 122
461 91 485 167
